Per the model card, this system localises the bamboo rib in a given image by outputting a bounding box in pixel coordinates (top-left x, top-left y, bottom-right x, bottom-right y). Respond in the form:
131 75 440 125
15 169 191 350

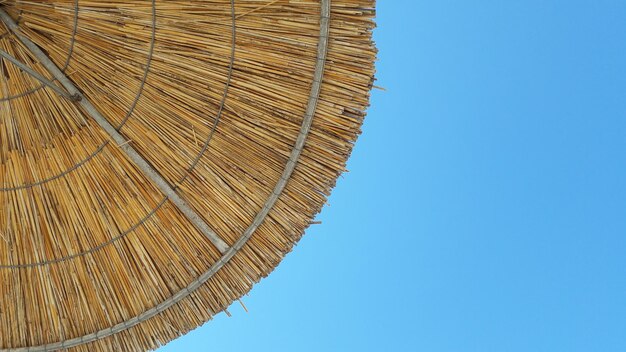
0 49 77 101
0 7 230 254
0 0 376 351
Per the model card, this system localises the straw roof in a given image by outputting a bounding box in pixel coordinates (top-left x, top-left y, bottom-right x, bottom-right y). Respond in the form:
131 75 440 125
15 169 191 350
0 0 376 351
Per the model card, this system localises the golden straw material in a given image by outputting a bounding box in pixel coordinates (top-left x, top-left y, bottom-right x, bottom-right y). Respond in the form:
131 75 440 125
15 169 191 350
0 0 376 351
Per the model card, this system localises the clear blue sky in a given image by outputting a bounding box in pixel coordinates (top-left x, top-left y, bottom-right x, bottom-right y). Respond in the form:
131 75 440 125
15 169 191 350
161 1 626 351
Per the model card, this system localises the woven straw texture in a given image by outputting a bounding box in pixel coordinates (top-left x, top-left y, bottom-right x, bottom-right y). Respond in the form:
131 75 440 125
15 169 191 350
0 0 376 350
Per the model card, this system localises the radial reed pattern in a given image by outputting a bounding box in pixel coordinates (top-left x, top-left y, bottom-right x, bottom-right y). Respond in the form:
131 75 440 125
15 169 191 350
0 1 376 351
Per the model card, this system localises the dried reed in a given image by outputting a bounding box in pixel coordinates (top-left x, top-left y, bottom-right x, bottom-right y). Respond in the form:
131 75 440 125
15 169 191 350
0 0 376 350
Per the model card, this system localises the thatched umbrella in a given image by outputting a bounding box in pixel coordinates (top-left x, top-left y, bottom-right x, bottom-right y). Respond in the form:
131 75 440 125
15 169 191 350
0 0 375 351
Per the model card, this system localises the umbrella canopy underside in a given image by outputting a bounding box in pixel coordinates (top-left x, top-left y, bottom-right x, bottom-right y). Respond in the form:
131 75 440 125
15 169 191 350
0 0 375 351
